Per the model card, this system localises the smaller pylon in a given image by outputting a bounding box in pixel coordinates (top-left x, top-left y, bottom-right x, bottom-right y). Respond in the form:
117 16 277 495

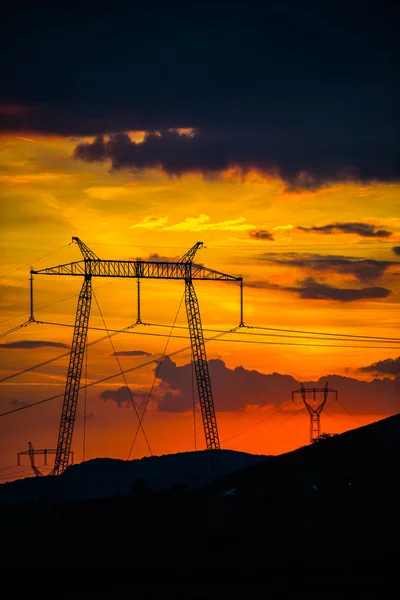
17 443 74 477
292 382 337 444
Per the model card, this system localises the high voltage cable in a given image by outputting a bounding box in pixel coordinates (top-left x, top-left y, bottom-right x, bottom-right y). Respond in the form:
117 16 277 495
0 278 117 326
142 321 400 344
21 321 400 349
87 241 399 249
127 293 186 460
335 397 365 426
0 243 70 280
1 318 397 387
0 321 139 383
243 324 400 342
0 468 33 480
0 320 32 340
0 329 226 417
232 407 307 450
93 290 152 456
221 400 294 444
34 319 400 344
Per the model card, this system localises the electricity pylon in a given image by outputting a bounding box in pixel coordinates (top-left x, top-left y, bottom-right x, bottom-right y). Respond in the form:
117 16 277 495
17 442 74 477
31 238 242 478
292 382 337 443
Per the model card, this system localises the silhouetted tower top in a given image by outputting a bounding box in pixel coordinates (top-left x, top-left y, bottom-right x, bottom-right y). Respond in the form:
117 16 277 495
31 237 243 479
292 382 337 444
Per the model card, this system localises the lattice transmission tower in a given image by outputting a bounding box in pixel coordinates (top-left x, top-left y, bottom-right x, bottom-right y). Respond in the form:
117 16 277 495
30 238 243 478
292 382 337 443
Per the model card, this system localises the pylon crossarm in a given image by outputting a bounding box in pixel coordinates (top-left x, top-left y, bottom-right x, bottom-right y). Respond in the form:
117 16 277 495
31 259 241 281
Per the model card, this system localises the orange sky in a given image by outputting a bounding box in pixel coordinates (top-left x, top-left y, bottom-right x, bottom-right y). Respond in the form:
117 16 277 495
1 133 399 482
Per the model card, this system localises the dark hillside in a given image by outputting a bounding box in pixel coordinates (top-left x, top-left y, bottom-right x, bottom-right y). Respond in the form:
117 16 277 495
1 415 400 593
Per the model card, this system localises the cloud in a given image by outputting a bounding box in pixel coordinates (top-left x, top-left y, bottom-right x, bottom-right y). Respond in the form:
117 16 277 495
249 229 275 241
296 222 392 238
247 276 391 302
111 350 151 357
153 356 399 415
292 278 391 302
130 216 168 229
360 356 400 376
2 3 398 187
393 247 400 257
0 173 65 184
72 129 400 189
100 385 149 409
11 399 28 407
155 356 297 412
130 213 253 232
85 410 97 420
0 340 69 350
256 253 397 282
145 253 177 262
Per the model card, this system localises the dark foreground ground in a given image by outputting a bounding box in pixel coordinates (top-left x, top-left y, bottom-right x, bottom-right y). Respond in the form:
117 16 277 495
2 413 400 595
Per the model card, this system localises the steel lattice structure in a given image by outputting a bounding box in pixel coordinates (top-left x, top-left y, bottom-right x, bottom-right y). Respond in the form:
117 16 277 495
53 275 92 475
31 238 242 477
292 382 337 443
185 279 221 478
17 442 72 477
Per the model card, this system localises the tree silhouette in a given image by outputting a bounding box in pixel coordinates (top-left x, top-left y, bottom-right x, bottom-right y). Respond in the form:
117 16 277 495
312 432 338 443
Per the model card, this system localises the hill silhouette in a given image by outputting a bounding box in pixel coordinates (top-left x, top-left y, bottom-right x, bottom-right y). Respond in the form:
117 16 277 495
1 414 400 593
0 449 267 504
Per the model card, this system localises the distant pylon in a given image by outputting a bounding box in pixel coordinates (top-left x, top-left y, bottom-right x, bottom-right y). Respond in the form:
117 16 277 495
292 382 337 444
17 442 74 477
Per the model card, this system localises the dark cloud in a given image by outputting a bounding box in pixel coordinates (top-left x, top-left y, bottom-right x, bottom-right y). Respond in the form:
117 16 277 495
111 350 151 357
291 278 391 302
153 356 399 415
100 386 149 409
155 356 298 412
360 357 400 377
247 276 391 301
1 2 397 187
146 253 178 262
72 129 399 189
0 340 69 350
11 399 28 407
249 230 275 241
393 247 400 257
256 252 396 282
297 222 392 238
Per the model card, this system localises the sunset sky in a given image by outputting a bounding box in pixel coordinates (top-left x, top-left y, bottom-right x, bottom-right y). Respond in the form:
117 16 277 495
1 1 399 481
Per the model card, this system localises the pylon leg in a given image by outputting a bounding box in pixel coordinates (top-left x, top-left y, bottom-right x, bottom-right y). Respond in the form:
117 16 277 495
53 276 92 475
184 279 222 478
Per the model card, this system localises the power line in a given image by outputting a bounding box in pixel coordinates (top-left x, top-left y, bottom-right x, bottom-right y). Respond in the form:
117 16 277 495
0 278 117 326
0 329 215 417
1 318 397 388
232 407 307 450
0 321 140 384
335 398 365 426
191 359 197 451
145 321 400 344
222 401 294 444
93 290 152 456
86 241 398 250
127 293 185 460
244 324 400 343
20 320 400 349
82 341 88 463
0 320 32 340
0 243 70 280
